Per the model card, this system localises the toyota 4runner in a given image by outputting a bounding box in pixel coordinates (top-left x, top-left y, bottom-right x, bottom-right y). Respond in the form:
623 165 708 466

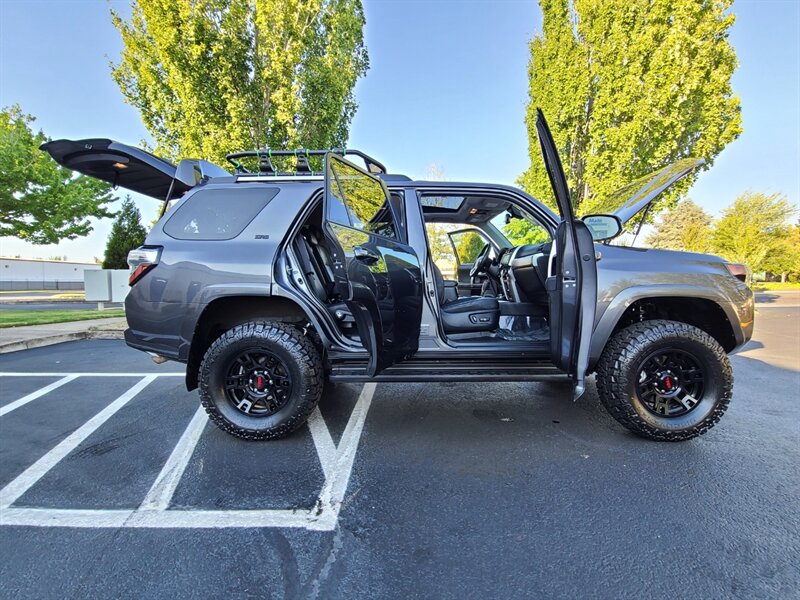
42 111 754 442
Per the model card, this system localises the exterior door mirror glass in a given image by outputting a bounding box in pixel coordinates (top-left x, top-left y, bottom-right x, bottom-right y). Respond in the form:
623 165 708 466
582 214 623 241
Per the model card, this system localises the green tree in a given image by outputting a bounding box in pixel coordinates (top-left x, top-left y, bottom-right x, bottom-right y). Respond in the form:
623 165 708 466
0 105 114 244
520 0 741 217
102 195 147 269
503 217 550 245
646 199 714 253
762 223 800 282
111 0 369 168
452 230 486 264
426 224 455 264
712 192 796 273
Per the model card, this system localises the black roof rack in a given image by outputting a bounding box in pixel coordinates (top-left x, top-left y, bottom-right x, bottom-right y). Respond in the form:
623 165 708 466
225 148 386 176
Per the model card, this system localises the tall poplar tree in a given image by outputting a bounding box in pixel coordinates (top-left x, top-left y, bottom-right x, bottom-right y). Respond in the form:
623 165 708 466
520 0 742 216
111 0 369 167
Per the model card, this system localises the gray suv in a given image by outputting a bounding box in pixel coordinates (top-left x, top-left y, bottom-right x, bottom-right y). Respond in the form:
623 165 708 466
42 111 754 442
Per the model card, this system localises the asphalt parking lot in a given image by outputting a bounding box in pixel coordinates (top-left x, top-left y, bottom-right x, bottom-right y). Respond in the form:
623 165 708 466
1 295 798 599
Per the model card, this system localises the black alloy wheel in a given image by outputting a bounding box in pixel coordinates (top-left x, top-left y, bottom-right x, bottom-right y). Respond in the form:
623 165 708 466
199 321 323 440
636 348 705 418
224 350 293 417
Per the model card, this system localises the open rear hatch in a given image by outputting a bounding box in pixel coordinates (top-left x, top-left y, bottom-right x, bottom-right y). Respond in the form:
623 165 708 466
40 138 192 200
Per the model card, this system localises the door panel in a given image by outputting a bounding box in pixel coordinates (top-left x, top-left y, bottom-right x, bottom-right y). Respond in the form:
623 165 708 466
323 154 423 375
535 109 597 398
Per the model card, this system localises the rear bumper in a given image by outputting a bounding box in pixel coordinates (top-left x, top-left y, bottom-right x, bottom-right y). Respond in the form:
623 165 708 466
124 328 182 361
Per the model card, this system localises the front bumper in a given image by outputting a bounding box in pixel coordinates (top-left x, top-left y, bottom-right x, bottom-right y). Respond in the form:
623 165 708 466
727 287 755 353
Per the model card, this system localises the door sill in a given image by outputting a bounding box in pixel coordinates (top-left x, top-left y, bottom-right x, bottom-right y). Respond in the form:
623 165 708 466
329 356 565 383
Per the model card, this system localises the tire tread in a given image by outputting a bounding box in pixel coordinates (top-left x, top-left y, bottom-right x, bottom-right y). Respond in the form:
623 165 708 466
596 319 733 442
198 321 323 440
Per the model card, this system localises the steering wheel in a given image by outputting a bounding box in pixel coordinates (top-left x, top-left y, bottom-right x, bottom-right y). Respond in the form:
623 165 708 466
469 244 491 279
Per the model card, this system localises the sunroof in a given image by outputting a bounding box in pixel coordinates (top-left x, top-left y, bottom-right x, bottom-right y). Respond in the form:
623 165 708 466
420 196 464 211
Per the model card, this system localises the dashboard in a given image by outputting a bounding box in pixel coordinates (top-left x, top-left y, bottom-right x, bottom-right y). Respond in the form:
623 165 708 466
497 242 551 303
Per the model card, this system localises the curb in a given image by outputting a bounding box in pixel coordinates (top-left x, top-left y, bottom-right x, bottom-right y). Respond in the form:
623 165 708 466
0 329 125 354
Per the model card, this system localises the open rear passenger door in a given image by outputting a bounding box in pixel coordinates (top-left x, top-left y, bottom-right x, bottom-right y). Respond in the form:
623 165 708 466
323 153 424 375
535 110 598 400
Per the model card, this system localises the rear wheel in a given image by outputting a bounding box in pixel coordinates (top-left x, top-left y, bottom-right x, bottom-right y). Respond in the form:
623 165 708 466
596 320 733 441
199 321 323 440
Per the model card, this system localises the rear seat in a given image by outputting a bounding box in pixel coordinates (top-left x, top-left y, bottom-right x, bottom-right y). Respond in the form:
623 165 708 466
293 227 355 327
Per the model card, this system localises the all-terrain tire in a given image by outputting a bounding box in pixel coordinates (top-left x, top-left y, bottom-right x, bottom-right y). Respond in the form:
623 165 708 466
199 321 323 440
595 320 733 442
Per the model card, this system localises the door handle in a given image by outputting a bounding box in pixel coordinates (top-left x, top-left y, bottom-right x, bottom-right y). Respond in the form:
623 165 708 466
353 245 380 265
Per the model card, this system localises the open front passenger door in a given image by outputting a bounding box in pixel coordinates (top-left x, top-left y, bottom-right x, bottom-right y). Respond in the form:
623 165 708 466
323 153 423 376
535 110 598 400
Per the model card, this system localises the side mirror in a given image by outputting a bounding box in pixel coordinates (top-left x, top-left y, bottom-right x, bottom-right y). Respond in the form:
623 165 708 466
582 214 622 241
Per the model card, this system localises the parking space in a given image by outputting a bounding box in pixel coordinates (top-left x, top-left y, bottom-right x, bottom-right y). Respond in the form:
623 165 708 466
0 345 370 531
1 315 799 598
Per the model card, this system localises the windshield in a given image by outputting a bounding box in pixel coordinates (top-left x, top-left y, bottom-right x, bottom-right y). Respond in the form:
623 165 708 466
488 209 550 247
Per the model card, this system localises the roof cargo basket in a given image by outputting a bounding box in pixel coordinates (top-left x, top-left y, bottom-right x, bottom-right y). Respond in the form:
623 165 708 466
226 148 386 176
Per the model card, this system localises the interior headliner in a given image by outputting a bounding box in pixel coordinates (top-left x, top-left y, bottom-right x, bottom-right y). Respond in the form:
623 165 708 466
421 195 511 224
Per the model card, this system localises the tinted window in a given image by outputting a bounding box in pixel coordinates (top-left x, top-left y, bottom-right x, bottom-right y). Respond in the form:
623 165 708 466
163 187 278 240
327 156 397 240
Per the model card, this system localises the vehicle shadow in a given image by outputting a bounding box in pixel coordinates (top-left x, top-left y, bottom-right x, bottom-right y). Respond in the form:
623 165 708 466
754 292 780 303
318 351 799 455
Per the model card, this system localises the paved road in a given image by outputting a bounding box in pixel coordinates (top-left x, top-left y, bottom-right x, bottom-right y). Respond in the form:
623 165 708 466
0 291 121 311
0 291 76 299
0 301 797 598
0 302 123 311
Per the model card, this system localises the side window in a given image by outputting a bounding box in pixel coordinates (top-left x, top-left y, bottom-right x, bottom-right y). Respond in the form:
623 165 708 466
163 187 278 240
425 223 458 279
326 155 397 240
450 229 488 264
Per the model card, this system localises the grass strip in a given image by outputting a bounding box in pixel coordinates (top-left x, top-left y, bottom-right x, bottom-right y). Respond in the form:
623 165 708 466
0 309 125 328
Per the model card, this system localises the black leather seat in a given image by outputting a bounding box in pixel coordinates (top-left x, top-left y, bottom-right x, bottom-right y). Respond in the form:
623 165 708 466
431 263 499 334
293 227 334 302
293 227 357 328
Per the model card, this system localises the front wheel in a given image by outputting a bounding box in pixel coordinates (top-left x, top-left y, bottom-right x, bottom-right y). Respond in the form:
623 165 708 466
199 321 323 440
596 320 733 442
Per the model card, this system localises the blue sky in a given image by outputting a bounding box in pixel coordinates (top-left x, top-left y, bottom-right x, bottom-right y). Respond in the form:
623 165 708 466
1 0 798 262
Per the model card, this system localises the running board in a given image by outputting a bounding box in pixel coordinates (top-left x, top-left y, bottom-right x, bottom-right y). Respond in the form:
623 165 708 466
329 358 566 383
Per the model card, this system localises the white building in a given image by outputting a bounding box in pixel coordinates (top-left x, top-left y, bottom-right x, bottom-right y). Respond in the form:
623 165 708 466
0 257 101 291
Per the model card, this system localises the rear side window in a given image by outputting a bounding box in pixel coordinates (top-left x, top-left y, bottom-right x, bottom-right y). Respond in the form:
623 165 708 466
163 187 278 240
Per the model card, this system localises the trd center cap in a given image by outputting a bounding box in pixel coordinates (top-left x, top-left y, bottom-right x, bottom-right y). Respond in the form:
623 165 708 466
655 370 680 396
248 370 272 395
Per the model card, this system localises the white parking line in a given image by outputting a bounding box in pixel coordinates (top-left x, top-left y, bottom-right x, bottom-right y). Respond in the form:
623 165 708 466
307 407 337 478
0 507 320 529
139 406 208 511
0 372 184 377
0 375 157 509
0 375 376 531
0 375 78 417
316 383 375 528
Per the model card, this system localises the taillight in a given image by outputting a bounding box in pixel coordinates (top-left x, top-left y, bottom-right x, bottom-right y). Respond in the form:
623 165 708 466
724 262 749 283
127 246 162 286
